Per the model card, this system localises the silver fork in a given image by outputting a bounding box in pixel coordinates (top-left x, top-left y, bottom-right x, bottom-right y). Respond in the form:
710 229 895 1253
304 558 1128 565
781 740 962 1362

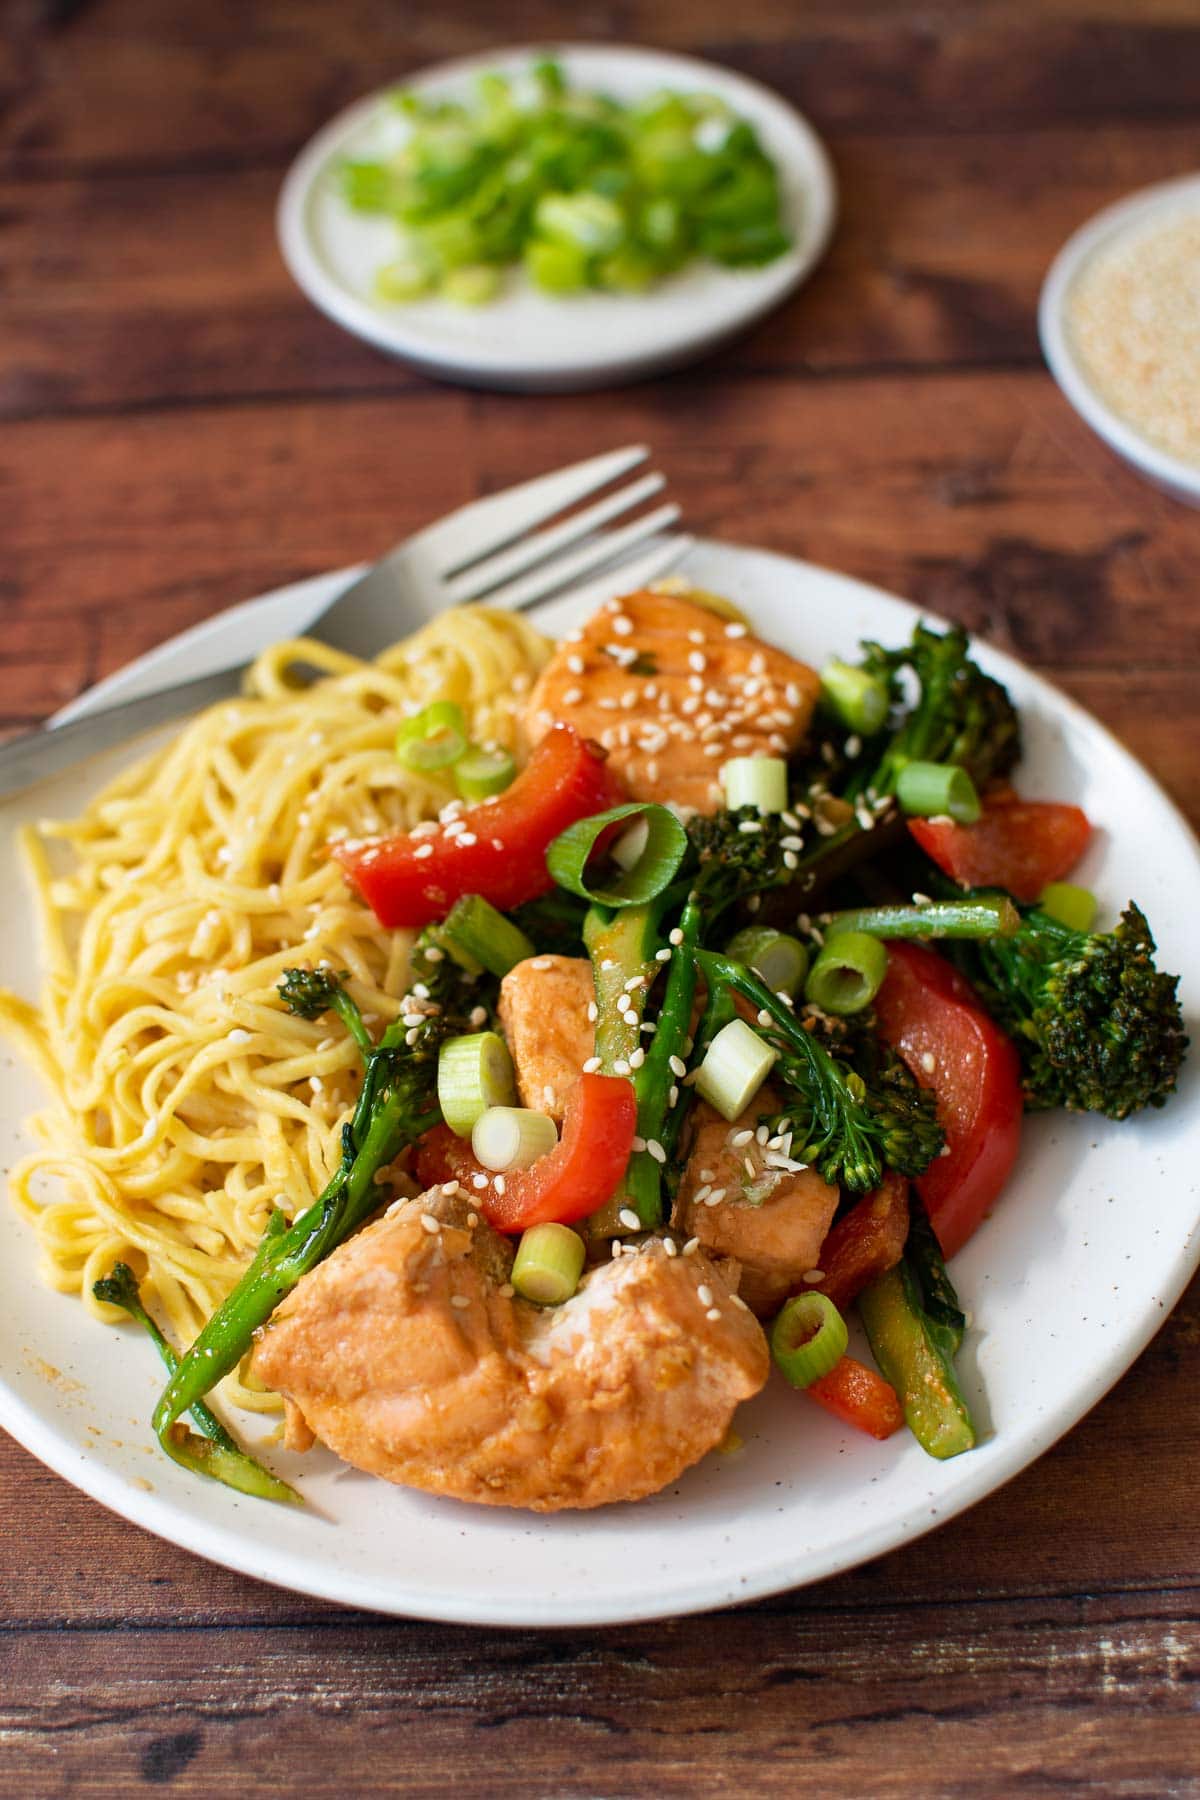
0 445 691 797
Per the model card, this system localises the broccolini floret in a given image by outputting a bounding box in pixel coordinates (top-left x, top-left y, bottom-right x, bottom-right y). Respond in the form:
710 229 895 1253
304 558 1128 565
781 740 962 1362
692 950 945 1192
958 901 1187 1118
784 623 1021 905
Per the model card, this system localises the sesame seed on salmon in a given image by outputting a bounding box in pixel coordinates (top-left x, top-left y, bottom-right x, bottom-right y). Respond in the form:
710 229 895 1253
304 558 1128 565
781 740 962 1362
524 591 821 814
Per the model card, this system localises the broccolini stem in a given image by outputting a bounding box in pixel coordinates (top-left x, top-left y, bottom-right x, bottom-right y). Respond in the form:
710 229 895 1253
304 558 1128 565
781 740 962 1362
691 949 887 1191
94 1258 301 1505
153 1086 436 1445
825 895 1020 943
621 899 703 1228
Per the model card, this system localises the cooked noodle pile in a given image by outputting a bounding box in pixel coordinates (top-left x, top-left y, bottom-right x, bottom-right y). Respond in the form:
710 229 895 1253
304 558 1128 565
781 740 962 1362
0 608 550 1408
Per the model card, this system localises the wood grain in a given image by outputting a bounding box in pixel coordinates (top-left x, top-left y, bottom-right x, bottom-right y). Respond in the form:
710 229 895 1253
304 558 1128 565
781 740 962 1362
2 1594 1198 1797
3 1 1200 1793
7 123 1200 418
5 0 1200 175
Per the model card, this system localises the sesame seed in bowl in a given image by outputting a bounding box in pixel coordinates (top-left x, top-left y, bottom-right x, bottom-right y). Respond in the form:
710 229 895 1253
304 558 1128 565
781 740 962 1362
1040 171 1200 507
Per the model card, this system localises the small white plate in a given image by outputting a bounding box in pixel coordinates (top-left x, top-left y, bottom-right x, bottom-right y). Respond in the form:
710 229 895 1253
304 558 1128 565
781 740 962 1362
1039 171 1200 507
1 540 1198 1626
277 44 836 391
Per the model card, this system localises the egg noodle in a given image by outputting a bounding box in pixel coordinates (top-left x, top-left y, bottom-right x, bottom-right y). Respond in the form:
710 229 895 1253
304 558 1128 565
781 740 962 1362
0 607 551 1409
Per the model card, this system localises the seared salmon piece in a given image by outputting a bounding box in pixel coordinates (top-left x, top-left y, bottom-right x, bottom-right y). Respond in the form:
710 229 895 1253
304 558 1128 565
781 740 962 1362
673 1086 840 1318
525 590 821 815
498 955 594 1121
251 1187 769 1512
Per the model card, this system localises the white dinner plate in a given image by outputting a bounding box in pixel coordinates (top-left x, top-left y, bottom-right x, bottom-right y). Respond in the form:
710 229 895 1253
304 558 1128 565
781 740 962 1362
277 45 836 391
1 539 1197 1626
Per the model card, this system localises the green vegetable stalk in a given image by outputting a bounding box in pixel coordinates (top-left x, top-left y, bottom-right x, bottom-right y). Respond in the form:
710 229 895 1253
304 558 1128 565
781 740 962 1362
858 1257 976 1461
93 1262 300 1505
150 952 478 1494
691 949 943 1191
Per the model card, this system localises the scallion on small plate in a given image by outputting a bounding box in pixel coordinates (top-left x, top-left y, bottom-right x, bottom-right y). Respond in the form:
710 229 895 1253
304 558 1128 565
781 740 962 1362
277 44 836 391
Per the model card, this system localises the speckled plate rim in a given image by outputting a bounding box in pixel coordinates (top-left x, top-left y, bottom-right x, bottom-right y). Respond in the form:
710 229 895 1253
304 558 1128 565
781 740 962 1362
276 43 837 392
1039 169 1200 503
1 539 1197 1628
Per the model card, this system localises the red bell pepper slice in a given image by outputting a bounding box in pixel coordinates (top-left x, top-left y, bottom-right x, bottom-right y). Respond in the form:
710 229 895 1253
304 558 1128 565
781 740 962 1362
414 1071 637 1233
873 941 1023 1259
335 724 626 927
807 1355 904 1440
813 1172 910 1314
908 795 1091 904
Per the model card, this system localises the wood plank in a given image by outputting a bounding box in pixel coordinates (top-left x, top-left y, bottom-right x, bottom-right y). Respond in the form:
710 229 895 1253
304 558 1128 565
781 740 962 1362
2 1268 1196 1630
6 0 1200 176
2 372 1197 714
1 1594 1197 1796
8 123 1200 417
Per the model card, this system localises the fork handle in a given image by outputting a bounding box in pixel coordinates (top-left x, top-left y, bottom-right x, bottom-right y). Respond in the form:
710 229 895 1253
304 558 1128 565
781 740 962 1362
0 665 247 800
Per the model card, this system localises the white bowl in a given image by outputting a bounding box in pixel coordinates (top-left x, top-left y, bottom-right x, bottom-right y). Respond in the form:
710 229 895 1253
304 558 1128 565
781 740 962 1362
1039 171 1200 507
277 44 836 392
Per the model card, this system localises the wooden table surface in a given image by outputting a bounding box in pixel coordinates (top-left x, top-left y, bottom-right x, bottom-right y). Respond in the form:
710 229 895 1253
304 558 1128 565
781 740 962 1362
3 1 1199 1792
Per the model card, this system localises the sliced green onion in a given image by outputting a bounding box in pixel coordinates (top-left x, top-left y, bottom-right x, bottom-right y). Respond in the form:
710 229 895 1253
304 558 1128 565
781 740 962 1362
694 1018 778 1121
535 191 626 255
770 1292 849 1388
547 802 687 908
453 746 516 803
437 1032 515 1137
724 926 809 997
824 895 1019 943
440 894 535 977
896 760 982 824
421 922 482 978
820 659 889 736
525 238 589 294
471 1105 559 1173
511 1222 586 1306
721 756 788 815
804 931 889 1016
442 264 504 307
396 700 469 773
1039 881 1097 933
610 814 651 872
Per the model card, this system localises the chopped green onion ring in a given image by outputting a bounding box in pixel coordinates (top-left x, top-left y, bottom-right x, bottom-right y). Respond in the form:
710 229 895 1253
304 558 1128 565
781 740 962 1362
819 659 890 736
437 1031 515 1137
694 1018 778 1121
721 755 788 815
440 893 535 977
896 760 982 824
472 1105 559 1172
770 1292 849 1388
547 802 688 908
1039 881 1097 933
454 745 516 802
804 931 889 1016
511 1222 586 1306
724 926 809 997
396 700 469 773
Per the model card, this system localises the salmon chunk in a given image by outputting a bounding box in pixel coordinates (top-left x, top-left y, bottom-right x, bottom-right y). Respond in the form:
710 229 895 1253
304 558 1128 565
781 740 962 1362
498 955 594 1121
525 590 821 815
673 1086 840 1317
251 1187 769 1512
